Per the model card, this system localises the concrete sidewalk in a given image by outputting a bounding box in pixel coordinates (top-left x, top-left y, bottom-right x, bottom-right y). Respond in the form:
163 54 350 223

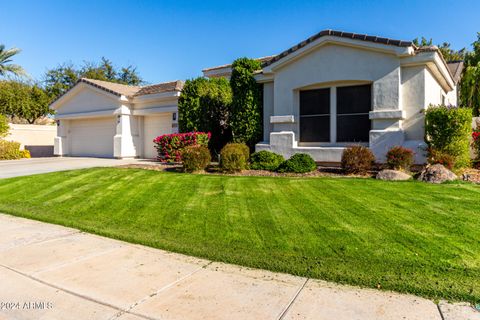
0 214 478 320
0 157 151 179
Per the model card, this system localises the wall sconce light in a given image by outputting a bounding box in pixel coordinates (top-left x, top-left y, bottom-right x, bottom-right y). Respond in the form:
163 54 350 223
172 112 177 121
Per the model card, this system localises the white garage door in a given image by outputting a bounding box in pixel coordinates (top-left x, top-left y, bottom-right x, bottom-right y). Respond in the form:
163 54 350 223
144 114 171 159
70 118 115 157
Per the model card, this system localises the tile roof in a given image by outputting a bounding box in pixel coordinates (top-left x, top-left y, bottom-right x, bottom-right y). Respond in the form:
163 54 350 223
202 56 276 72
134 80 184 96
263 30 414 67
50 78 183 107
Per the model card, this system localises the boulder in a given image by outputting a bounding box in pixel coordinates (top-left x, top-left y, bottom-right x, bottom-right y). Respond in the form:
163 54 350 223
376 169 412 181
418 164 457 184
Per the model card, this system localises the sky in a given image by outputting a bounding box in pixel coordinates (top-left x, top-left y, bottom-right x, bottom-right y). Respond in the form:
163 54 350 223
1 0 479 85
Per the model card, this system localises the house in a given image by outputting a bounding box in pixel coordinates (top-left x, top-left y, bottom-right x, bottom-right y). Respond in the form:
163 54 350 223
52 78 183 158
203 30 463 164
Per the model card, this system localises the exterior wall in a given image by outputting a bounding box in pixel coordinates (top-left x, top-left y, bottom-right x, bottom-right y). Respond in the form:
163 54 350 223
7 124 56 157
256 42 457 164
55 86 120 115
54 89 179 159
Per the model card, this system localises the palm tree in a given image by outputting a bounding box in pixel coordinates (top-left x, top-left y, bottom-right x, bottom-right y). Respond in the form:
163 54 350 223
0 44 26 78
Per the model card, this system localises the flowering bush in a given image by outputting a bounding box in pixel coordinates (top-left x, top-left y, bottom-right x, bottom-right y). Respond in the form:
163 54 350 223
153 132 210 162
386 146 414 171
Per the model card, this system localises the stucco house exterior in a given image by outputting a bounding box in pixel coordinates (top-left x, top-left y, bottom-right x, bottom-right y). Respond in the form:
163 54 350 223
52 78 183 158
203 30 463 164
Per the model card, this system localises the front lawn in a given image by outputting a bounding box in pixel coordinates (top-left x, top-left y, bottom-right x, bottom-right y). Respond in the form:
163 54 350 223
0 168 479 303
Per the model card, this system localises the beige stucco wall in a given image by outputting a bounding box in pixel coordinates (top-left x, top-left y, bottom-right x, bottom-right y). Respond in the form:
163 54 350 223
7 124 56 148
55 86 120 115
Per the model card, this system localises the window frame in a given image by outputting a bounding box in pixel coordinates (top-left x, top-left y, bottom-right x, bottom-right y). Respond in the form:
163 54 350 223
297 82 372 146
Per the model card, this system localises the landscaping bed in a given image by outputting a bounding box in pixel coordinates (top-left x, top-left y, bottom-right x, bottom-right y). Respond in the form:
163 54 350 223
0 167 479 304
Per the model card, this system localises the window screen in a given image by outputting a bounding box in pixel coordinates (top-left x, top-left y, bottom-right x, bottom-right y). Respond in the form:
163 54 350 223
336 84 371 142
299 88 330 142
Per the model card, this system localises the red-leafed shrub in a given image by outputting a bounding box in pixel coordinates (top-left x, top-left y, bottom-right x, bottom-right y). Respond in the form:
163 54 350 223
427 148 456 170
386 146 414 171
153 132 210 162
341 145 375 175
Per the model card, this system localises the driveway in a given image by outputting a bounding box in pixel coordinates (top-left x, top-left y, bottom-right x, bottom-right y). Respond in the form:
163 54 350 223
0 157 148 179
0 214 478 320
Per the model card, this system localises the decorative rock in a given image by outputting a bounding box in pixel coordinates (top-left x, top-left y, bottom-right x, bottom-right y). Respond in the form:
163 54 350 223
418 164 457 184
376 169 412 181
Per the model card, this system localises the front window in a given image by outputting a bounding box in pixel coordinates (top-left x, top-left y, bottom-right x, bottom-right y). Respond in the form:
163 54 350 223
299 84 371 143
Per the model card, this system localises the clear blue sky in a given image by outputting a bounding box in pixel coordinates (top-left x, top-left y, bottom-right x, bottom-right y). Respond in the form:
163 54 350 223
1 0 479 85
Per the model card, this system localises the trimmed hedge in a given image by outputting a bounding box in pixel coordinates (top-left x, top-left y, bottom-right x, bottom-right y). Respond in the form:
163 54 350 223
277 153 317 173
425 105 472 169
153 132 210 162
0 140 22 160
181 145 211 172
386 146 414 171
250 150 284 171
341 146 375 175
220 143 249 172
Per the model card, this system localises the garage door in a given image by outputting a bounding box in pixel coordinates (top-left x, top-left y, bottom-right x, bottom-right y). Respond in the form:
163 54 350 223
70 118 115 157
144 115 171 159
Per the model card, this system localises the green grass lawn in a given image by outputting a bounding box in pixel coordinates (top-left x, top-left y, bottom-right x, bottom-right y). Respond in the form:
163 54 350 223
0 168 479 303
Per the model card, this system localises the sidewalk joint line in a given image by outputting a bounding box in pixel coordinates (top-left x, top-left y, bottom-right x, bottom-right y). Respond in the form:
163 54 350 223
277 278 309 320
109 261 213 320
0 263 158 320
436 304 446 320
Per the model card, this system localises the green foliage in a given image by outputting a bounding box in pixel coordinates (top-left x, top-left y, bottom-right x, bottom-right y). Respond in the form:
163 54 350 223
230 58 263 149
181 145 211 172
44 58 143 100
178 77 232 153
427 148 456 170
424 105 472 169
386 146 414 171
153 132 210 162
0 114 8 137
277 153 317 173
250 150 284 171
460 63 480 116
341 145 375 175
0 140 22 160
0 44 26 78
0 81 51 123
220 143 250 172
19 149 30 158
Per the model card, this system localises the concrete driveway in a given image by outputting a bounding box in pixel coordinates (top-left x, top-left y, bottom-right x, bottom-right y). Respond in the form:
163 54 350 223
0 157 147 179
0 214 478 320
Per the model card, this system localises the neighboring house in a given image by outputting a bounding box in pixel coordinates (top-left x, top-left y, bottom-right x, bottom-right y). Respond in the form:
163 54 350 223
52 78 183 158
203 30 463 164
7 124 56 157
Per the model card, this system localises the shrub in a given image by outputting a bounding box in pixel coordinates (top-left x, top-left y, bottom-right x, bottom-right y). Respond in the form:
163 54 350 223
425 105 472 169
277 153 317 173
0 140 22 160
20 149 31 158
341 145 375 175
427 148 456 170
181 145 211 172
250 150 285 171
220 143 250 172
153 132 210 162
0 115 9 138
386 146 414 171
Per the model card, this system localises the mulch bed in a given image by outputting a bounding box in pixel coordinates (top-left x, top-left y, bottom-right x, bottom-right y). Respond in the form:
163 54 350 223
118 162 480 183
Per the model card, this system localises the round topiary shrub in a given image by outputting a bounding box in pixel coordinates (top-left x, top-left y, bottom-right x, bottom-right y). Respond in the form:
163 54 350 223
341 145 375 175
220 143 250 172
386 146 414 171
277 153 317 173
250 150 285 171
181 145 211 172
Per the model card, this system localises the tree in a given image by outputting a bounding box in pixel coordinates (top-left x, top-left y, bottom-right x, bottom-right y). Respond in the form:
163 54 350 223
178 77 232 153
412 37 433 47
460 33 480 115
0 81 51 124
229 57 263 149
43 58 144 100
438 42 466 62
0 44 26 78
